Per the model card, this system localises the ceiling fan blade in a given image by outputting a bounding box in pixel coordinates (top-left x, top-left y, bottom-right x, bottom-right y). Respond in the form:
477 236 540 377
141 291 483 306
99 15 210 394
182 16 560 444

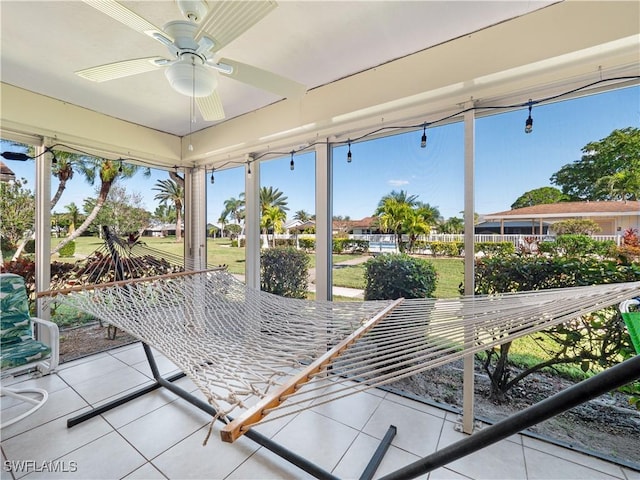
197 90 226 121
195 1 277 51
81 0 173 45
76 57 166 82
215 58 306 99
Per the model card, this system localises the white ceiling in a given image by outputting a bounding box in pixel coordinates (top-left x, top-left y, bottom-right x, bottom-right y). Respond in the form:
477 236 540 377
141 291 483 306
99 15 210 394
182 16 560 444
1 1 638 170
1 0 555 136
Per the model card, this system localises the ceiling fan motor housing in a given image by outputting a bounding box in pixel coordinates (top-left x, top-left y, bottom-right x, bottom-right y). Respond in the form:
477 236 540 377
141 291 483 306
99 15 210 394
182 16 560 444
176 0 208 23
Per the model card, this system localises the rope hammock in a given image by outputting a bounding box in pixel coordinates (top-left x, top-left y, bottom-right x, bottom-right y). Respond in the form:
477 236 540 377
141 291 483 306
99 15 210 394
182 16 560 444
44 270 640 443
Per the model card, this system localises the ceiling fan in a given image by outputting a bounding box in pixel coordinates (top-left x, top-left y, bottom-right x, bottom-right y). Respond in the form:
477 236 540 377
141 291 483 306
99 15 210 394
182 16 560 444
75 0 306 121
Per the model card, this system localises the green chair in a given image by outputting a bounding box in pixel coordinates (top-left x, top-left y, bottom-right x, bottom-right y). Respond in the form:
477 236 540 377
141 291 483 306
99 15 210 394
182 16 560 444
620 298 640 354
1 273 59 428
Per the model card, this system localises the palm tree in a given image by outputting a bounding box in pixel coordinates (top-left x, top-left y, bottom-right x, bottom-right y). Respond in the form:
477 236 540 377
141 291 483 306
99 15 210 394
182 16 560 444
222 196 245 238
22 146 92 211
238 187 288 247
152 204 176 225
294 210 311 222
377 190 419 209
153 178 184 242
414 202 442 226
51 158 149 254
403 209 431 252
439 216 464 234
259 186 289 215
217 211 228 238
375 196 412 250
261 205 287 247
64 202 80 235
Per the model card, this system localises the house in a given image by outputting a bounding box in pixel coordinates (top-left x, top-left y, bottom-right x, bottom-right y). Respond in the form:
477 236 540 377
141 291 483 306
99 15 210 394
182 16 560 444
0 161 15 183
342 216 381 235
475 220 552 236
481 201 640 236
142 223 184 238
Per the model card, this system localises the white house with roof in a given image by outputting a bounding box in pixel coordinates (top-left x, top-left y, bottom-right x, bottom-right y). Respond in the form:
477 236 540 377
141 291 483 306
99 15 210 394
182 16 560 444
480 201 640 236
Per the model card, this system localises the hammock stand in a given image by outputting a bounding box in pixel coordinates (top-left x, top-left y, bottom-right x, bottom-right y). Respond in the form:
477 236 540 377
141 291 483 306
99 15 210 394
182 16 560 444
69 340 397 480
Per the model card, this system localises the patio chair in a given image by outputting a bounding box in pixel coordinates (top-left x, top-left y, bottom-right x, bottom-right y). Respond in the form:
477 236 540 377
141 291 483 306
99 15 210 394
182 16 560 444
1 273 59 429
620 297 640 353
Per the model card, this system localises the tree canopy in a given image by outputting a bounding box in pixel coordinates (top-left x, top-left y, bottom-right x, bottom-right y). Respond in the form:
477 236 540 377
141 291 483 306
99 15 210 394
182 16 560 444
374 190 440 251
153 178 184 241
0 178 35 251
550 127 640 201
511 186 569 209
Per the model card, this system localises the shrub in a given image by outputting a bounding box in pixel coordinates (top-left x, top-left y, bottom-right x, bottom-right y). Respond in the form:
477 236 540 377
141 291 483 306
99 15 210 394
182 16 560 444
426 241 463 257
24 239 36 254
552 218 601 235
475 241 515 256
364 253 437 300
273 238 295 248
58 240 76 258
260 247 309 299
472 255 640 400
298 238 315 252
539 234 617 258
473 255 640 294
332 238 369 254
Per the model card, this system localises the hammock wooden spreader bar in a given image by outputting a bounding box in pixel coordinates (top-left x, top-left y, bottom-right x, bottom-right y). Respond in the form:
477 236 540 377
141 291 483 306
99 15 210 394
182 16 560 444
220 297 404 443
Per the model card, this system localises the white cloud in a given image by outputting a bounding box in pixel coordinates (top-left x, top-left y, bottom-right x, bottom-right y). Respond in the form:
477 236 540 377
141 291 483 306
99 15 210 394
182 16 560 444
388 179 409 187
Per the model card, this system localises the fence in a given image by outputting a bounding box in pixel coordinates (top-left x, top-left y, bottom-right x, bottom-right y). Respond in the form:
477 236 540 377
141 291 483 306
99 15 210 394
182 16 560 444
238 233 622 249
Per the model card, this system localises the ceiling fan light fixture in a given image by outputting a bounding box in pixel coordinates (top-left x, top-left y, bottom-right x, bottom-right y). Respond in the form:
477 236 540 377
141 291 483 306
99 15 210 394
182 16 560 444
165 60 217 97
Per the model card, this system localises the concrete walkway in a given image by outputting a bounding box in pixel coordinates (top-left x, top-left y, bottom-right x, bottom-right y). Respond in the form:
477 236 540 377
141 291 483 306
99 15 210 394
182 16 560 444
307 255 369 299
233 256 369 299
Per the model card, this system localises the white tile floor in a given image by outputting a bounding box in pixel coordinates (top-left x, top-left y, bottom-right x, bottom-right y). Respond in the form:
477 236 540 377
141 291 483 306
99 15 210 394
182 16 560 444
1 342 639 480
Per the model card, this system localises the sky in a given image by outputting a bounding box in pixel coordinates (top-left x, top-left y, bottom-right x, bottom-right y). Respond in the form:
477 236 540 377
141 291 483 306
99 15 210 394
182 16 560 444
2 85 639 225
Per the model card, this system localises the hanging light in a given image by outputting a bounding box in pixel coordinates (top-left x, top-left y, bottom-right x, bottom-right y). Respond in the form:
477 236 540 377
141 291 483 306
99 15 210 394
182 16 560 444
525 100 533 134
347 140 352 163
421 124 427 148
45 147 58 165
210 167 215 184
118 159 123 173
290 151 295 171
1 151 30 161
247 162 252 176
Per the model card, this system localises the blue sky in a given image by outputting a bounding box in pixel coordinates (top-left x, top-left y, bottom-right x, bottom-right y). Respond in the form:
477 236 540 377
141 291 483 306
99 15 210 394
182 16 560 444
3 85 639 224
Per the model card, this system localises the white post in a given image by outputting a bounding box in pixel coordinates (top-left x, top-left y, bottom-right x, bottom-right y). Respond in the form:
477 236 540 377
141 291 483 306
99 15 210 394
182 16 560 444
35 143 51 325
245 159 260 289
462 104 476 434
184 167 207 271
315 141 332 301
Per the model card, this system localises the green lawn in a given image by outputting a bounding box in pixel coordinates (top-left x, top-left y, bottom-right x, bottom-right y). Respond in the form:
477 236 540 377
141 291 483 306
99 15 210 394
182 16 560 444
331 256 464 298
50 236 464 298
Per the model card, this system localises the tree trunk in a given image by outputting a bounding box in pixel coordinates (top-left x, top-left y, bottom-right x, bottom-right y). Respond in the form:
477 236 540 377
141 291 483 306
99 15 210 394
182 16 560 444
51 180 112 255
175 207 182 242
50 178 68 210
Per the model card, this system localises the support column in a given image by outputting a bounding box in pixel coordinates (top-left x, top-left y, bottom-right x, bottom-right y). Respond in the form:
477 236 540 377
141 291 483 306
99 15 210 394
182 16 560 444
183 167 207 271
245 159 260 289
462 105 476 434
35 143 51 322
315 142 332 301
